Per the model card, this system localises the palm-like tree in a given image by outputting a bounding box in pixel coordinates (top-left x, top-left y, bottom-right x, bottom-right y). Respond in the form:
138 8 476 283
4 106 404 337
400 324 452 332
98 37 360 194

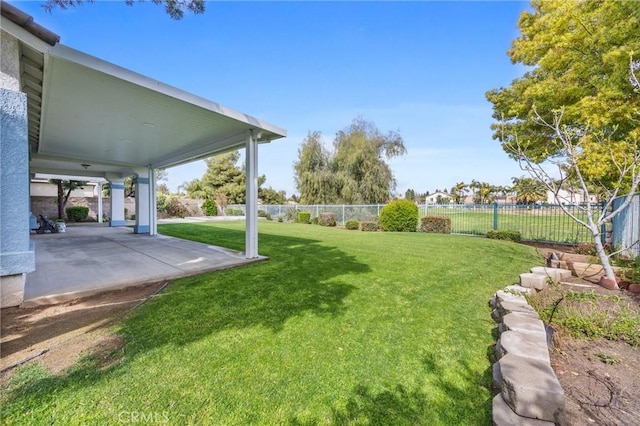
512 177 547 204
450 182 467 204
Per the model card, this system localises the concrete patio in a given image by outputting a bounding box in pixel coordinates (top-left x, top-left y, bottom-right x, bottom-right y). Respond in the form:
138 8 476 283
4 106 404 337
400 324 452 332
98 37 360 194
25 223 263 306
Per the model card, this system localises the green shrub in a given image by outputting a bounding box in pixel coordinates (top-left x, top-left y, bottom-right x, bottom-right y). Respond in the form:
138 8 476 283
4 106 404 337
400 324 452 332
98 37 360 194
345 220 360 230
574 242 597 256
361 221 379 232
156 193 170 213
318 212 337 227
227 208 244 216
379 200 418 232
420 216 452 234
278 217 283 223
311 216 319 225
486 229 521 242
130 214 136 221
258 210 272 220
202 199 217 216
297 212 311 224
66 206 89 222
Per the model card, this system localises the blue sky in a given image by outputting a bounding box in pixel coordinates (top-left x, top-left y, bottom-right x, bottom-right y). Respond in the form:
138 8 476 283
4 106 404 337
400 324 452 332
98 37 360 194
11 0 530 197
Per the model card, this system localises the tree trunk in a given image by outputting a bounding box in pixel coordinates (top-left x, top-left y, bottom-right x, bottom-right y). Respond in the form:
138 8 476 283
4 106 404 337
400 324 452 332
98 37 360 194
591 224 618 288
57 181 64 219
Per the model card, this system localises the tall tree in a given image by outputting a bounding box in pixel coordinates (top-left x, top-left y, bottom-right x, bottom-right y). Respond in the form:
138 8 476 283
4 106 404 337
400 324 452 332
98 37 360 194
486 0 640 188
331 117 406 204
49 179 87 219
511 177 546 205
487 1 640 287
43 0 205 19
293 131 335 204
404 188 416 202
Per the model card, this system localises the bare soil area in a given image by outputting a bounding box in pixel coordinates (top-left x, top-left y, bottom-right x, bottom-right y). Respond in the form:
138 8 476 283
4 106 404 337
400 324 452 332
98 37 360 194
1 282 166 380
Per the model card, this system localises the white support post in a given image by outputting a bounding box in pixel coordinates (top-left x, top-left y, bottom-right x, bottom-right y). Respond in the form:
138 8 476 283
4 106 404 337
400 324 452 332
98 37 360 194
150 167 157 236
109 179 126 227
133 171 150 234
245 130 259 258
97 183 103 223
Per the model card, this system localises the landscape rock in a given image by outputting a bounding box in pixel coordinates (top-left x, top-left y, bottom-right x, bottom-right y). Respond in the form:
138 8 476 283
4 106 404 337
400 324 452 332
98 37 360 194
492 394 555 426
503 285 533 296
598 276 618 290
498 354 565 423
530 266 572 282
501 313 547 337
519 273 548 290
497 330 550 363
629 283 640 294
496 300 539 319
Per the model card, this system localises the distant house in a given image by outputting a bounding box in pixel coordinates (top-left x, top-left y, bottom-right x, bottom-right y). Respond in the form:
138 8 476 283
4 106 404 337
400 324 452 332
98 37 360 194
424 191 452 204
546 189 582 205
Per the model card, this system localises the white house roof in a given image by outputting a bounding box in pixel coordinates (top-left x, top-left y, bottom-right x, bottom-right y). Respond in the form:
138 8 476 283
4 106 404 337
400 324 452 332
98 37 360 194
1 9 286 179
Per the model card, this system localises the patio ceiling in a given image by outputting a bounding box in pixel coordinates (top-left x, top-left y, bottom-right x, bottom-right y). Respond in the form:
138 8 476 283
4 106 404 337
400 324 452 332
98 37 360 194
2 15 286 179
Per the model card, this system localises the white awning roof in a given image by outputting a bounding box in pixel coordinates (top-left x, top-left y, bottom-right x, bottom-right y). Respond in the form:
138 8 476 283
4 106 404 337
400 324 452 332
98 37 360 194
2 15 286 179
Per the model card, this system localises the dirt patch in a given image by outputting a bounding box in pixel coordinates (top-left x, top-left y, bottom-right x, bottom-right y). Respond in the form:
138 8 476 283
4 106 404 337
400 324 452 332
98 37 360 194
1 282 166 381
551 334 640 425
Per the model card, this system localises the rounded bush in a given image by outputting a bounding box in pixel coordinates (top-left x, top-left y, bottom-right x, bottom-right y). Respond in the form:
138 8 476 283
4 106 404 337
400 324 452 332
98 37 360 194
66 206 89 222
202 199 217 216
345 220 360 230
297 211 311 224
379 200 419 232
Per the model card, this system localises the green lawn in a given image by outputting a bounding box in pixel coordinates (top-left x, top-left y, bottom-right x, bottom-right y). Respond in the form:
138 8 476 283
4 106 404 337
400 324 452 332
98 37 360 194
421 206 595 243
1 222 540 425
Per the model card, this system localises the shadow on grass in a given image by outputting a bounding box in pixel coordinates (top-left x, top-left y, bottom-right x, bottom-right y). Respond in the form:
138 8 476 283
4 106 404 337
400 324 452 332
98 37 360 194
289 353 493 425
1 225 370 414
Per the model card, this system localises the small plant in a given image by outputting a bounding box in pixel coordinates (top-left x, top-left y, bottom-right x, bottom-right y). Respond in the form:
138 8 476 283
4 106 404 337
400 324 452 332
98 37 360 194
318 212 337 227
593 352 620 365
486 229 521 242
258 210 272 221
361 221 379 232
227 208 244 216
574 242 597 256
285 207 298 222
379 200 418 232
345 220 360 230
420 216 452 234
202 199 218 216
311 216 319 225
66 206 89 222
297 212 311 224
620 255 640 284
130 214 136 221
277 217 283 223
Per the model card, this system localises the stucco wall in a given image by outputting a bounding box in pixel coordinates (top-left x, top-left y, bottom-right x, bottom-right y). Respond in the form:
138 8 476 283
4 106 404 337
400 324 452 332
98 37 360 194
0 31 20 91
31 196 137 221
1 88 35 277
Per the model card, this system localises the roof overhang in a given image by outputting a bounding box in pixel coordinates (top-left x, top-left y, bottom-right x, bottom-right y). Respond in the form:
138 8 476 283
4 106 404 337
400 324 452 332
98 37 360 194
1 14 286 179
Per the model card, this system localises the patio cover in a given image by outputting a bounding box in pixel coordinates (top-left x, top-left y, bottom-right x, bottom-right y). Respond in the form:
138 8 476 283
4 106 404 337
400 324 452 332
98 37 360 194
1 5 286 258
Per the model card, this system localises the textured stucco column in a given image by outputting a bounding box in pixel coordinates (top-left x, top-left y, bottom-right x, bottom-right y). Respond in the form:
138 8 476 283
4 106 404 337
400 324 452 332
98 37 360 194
109 180 126 226
0 87 36 307
133 174 150 234
245 131 259 259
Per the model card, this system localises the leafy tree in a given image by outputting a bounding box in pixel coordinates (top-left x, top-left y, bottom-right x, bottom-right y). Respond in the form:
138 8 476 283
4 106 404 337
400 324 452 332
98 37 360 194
293 131 335 204
294 118 406 204
182 179 207 199
404 188 416 202
49 179 87 219
332 117 405 204
511 177 546 205
43 0 205 20
259 187 286 205
486 0 640 189
487 0 640 287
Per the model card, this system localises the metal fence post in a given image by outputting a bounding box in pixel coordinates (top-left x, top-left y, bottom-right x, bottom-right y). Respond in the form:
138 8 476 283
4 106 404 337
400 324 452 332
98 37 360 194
493 202 498 230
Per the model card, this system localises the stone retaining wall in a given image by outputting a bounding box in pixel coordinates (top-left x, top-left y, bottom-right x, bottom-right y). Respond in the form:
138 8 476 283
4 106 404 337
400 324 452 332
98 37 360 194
490 266 572 425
